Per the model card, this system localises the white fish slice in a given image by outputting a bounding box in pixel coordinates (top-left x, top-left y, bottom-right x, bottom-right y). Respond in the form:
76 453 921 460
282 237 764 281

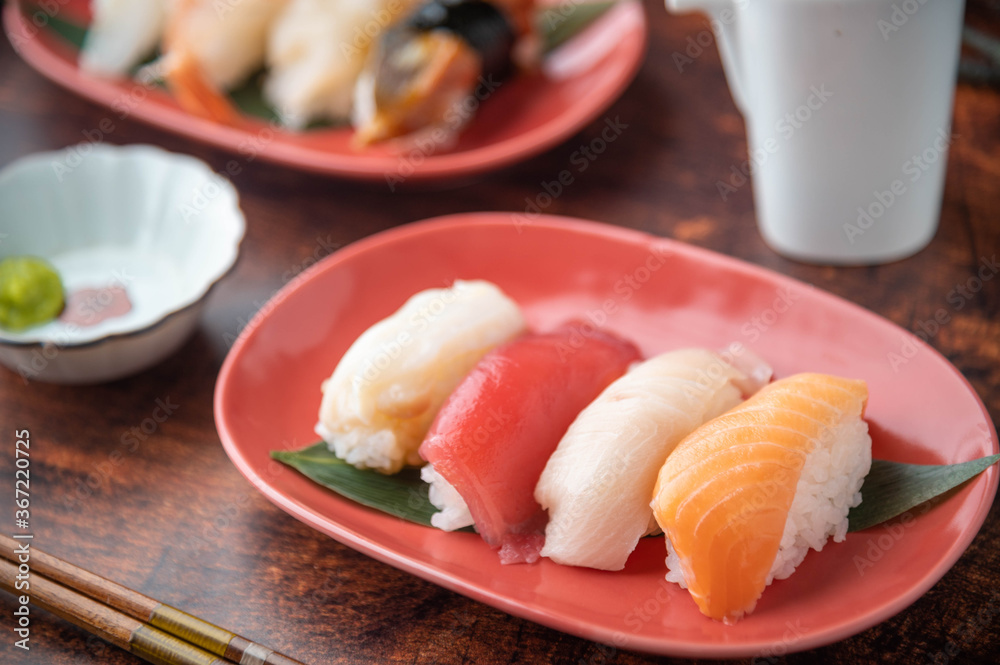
535 347 772 571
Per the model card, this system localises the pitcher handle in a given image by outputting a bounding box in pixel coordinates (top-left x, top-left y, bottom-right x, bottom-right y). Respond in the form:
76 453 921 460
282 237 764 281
666 0 748 114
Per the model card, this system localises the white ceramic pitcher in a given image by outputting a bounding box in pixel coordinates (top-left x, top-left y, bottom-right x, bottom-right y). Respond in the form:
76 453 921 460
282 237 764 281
667 0 966 264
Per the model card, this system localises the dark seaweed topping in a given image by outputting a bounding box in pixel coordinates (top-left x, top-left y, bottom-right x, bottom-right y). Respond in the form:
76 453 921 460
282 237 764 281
406 0 516 80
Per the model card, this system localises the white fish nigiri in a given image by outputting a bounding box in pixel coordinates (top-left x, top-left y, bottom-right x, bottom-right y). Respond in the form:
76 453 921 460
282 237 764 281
316 280 525 474
265 0 414 129
80 0 168 77
535 347 772 571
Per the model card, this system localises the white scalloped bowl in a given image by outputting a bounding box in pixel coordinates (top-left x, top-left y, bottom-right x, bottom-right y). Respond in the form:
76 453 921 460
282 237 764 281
0 143 245 384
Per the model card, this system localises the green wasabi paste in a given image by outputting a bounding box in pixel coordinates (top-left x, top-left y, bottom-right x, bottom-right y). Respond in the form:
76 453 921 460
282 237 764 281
0 256 65 331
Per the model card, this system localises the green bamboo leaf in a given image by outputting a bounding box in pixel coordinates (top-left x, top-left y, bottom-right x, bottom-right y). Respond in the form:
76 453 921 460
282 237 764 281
24 5 87 49
848 454 1000 532
276 442 999 535
272 442 448 527
540 1 617 54
227 73 282 123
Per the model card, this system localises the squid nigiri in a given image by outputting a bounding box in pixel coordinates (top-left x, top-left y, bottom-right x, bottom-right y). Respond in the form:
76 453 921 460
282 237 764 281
534 347 772 571
316 280 525 474
651 373 872 624
419 322 641 564
351 0 539 145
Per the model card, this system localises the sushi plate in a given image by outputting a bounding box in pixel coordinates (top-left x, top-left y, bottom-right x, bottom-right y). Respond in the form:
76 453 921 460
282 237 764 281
3 0 646 182
214 214 999 658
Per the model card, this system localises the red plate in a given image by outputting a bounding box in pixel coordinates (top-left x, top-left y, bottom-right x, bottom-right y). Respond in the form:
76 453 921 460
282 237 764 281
214 214 998 658
4 0 647 181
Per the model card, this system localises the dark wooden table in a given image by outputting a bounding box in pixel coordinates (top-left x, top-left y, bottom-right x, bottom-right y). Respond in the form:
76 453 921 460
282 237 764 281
2 1 999 663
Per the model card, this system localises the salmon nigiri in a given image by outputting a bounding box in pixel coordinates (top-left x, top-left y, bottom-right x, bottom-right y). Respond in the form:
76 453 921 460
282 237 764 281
651 373 872 624
419 321 641 564
535 347 772 571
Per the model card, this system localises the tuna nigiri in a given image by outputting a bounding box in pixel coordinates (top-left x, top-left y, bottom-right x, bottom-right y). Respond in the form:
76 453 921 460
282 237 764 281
316 280 525 474
534 347 772 571
419 321 641 564
651 373 872 624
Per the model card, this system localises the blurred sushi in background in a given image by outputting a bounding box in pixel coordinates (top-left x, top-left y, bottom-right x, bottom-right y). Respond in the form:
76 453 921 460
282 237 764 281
351 0 539 146
77 0 547 146
264 0 420 129
80 0 168 77
154 0 291 124
82 0 290 124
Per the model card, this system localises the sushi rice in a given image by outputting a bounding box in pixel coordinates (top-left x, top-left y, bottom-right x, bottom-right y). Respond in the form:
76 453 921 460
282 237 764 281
664 417 871 592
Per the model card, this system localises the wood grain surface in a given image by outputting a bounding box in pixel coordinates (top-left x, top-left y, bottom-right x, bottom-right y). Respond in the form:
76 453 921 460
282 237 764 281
2 1 999 663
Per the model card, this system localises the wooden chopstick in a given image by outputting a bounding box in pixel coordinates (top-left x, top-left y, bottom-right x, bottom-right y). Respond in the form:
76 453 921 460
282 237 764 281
0 557 227 665
0 535 305 665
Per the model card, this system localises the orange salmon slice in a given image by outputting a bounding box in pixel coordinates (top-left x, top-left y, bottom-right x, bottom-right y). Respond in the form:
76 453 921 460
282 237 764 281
651 373 869 623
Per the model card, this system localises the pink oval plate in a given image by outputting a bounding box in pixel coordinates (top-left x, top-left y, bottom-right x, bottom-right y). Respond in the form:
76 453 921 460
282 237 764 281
4 0 646 182
214 214 998 658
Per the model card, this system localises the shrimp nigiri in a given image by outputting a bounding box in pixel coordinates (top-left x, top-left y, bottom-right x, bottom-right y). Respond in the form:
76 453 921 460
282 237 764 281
149 0 289 124
651 373 872 623
535 347 772 571
316 280 525 474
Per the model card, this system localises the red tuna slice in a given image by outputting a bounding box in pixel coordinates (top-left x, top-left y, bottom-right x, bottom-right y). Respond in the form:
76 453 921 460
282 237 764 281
419 321 642 564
